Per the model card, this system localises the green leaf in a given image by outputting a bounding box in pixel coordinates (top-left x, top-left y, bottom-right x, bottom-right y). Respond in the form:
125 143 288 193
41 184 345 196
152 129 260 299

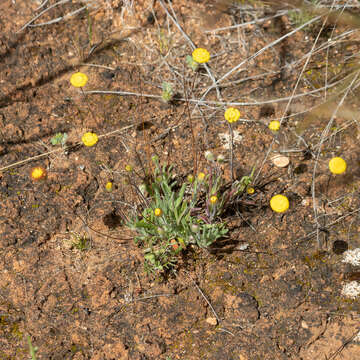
174 183 186 210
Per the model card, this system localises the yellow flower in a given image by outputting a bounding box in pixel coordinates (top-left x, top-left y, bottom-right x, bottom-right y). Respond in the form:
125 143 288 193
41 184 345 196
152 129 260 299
247 187 255 195
224 107 241 123
192 48 210 64
125 164 133 172
329 157 346 174
270 194 289 213
30 167 47 181
82 132 98 147
198 172 206 181
105 182 113 191
268 120 280 132
210 195 218 204
70 72 88 88
154 208 162 217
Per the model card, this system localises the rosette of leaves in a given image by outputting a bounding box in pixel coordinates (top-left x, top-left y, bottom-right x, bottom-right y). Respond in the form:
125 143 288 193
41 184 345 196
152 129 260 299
127 157 228 273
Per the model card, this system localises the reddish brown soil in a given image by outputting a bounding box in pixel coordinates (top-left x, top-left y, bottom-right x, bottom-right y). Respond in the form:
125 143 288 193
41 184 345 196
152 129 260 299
0 0 359 359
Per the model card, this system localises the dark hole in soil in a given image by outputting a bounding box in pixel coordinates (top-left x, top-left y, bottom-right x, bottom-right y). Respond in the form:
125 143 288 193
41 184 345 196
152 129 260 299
332 240 348 254
259 104 275 118
169 92 183 107
101 70 115 80
294 163 308 174
103 210 122 229
136 121 153 131
147 12 155 25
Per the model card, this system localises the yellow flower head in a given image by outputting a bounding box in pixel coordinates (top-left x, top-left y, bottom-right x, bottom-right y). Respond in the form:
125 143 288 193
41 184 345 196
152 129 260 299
105 182 113 192
192 48 210 64
70 72 88 88
197 172 206 181
247 187 255 195
224 107 241 123
30 166 47 181
82 132 98 147
210 195 218 205
154 208 162 217
270 194 289 213
125 164 133 172
268 120 280 132
329 157 347 175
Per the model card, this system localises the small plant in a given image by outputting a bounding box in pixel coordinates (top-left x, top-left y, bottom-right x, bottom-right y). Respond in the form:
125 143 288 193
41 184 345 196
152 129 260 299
161 82 174 103
186 55 199 71
71 233 89 251
50 132 68 147
288 1 319 29
127 156 255 274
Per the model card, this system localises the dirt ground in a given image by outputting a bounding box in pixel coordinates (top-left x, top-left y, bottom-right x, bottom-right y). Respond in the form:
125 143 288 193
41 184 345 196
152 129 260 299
0 0 360 359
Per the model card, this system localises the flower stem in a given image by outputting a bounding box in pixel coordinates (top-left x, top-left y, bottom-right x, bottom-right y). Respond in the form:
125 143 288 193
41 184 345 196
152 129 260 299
228 122 234 182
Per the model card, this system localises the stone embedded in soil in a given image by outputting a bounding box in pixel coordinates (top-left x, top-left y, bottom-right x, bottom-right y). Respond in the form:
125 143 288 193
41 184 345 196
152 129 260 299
271 154 290 168
206 317 218 326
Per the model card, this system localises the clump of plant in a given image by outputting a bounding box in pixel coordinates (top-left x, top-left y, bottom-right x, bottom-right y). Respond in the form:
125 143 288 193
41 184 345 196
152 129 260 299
288 1 319 29
50 132 68 147
161 82 174 103
126 156 255 274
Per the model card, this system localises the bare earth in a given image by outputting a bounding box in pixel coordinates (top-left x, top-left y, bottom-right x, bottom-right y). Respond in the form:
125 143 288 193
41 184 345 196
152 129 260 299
0 0 359 359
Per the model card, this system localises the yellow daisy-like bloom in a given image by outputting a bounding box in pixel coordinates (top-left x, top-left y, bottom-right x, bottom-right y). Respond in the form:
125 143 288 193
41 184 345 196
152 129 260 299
105 182 113 191
30 167 47 181
154 208 162 217
82 132 98 147
329 157 347 175
268 120 280 132
224 107 241 123
210 195 218 204
125 164 133 172
192 48 210 64
270 194 289 213
198 172 206 181
247 187 255 195
70 72 88 88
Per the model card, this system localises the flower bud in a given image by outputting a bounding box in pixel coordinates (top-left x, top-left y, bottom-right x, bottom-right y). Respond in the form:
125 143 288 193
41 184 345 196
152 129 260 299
191 224 199 232
204 151 215 162
217 154 225 163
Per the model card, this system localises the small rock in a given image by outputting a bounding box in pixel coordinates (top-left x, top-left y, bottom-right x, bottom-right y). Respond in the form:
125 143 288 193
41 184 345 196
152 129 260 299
271 154 290 168
301 320 309 329
206 317 218 326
